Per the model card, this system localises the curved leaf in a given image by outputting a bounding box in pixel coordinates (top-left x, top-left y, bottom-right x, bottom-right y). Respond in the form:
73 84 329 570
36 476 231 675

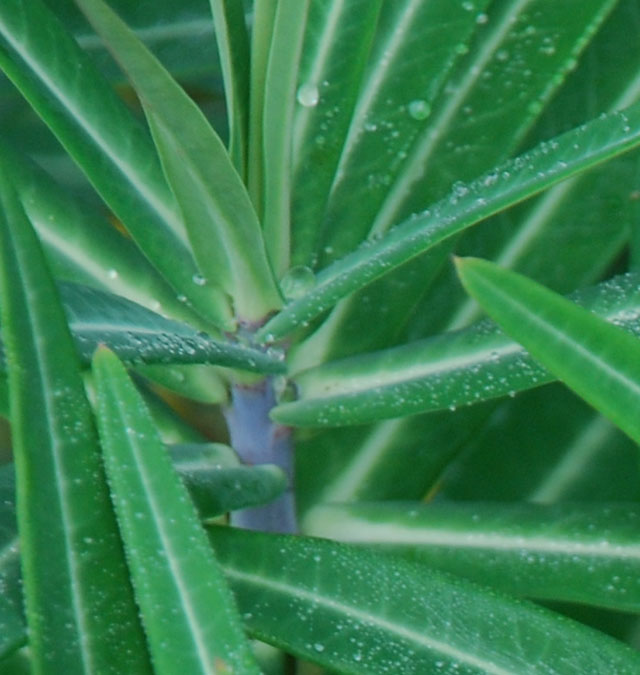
305 502 640 613
92 347 260 675
211 526 640 674
0 164 151 673
455 257 640 444
258 100 640 343
274 271 640 426
76 0 282 322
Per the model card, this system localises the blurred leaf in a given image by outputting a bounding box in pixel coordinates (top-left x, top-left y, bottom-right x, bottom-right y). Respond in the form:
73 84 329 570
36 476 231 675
306 502 640 613
261 0 310 275
275 271 640 426
0 138 202 324
439 384 640 503
77 0 282 322
209 0 250 174
290 0 382 266
456 257 640 444
211 525 640 674
0 165 151 673
169 442 288 518
0 464 23 659
93 347 260 674
0 0 231 326
258 100 640 343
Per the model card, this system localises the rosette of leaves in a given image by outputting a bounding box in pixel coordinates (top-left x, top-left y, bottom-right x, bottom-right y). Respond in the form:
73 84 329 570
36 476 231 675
1 0 640 673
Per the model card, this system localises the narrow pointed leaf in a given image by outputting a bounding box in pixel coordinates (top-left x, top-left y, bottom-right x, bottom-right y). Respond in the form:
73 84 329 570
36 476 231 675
456 257 640 445
76 0 282 322
58 281 285 373
210 526 640 674
208 0 250 175
306 502 640 613
0 139 200 323
262 0 310 275
92 347 260 675
0 0 230 326
258 102 640 343
274 271 640 426
0 168 151 673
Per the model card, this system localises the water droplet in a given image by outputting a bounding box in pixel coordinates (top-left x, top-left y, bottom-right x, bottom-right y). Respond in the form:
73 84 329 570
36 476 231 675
192 273 206 286
280 266 316 300
297 83 319 107
407 99 431 121
107 269 118 279
476 12 489 24
313 643 325 653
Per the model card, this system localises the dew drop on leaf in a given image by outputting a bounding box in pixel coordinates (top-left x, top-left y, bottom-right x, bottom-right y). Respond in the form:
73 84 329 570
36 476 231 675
407 100 431 120
297 83 319 107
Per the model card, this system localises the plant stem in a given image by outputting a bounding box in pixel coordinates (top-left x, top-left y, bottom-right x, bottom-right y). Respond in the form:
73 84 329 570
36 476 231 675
224 378 297 533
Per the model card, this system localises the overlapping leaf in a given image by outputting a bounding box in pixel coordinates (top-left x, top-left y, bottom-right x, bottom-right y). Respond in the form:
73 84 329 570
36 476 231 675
0 0 231 326
76 0 281 323
456 257 640 444
210 526 640 674
0 164 151 673
259 100 640 343
274 271 640 426
306 502 640 613
93 347 260 674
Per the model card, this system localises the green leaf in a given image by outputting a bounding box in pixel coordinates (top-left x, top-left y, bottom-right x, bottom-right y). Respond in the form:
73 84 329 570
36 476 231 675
0 0 231 326
261 0 310 275
289 0 382 267
76 0 282 323
317 0 616 263
455 257 640 445
0 165 151 673
169 442 288 519
58 281 285 373
210 526 640 674
305 502 640 613
208 0 250 175
0 464 24 660
274 271 640 426
258 101 640 343
0 138 202 325
92 347 260 675
439 384 640 503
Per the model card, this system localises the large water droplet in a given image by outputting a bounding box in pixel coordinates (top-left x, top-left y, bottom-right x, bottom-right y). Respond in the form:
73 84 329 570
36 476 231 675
407 99 431 121
280 266 316 300
297 83 319 107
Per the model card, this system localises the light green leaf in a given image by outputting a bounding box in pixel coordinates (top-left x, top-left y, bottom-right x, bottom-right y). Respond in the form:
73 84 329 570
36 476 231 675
92 347 260 675
306 502 640 613
0 165 151 673
274 271 640 426
455 257 640 445
0 138 202 325
258 100 640 343
0 0 230 326
211 526 640 674
289 0 382 266
262 0 310 275
208 0 250 175
76 0 282 323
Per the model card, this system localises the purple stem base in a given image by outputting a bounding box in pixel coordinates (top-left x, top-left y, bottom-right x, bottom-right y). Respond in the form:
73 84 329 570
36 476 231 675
223 378 297 533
